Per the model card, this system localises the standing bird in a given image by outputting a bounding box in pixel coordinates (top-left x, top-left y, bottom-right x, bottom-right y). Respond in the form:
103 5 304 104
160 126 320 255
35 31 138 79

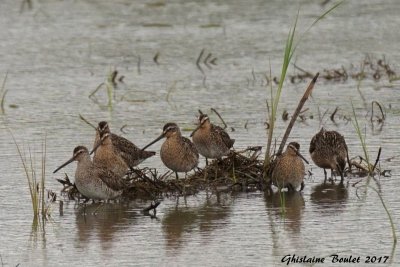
190 112 235 165
271 142 307 192
142 122 199 179
91 121 155 177
53 146 131 200
309 128 349 183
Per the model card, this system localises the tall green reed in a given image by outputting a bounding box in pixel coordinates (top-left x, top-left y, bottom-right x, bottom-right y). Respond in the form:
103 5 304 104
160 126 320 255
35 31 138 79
351 103 397 245
11 131 50 221
264 1 344 178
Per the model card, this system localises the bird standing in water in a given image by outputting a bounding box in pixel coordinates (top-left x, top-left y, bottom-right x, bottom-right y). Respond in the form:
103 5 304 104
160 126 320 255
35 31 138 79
190 112 234 165
142 122 199 179
271 142 307 192
91 121 155 177
53 146 130 200
309 128 349 183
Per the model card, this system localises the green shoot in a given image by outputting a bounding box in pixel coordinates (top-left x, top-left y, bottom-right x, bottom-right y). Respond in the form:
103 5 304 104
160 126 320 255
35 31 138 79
264 1 344 179
10 130 50 222
351 102 372 174
364 185 397 245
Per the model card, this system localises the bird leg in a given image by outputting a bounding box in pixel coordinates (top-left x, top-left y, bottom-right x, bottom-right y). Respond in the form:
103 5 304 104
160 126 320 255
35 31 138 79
323 169 327 183
336 163 345 184
206 158 209 166
175 172 179 180
300 181 305 191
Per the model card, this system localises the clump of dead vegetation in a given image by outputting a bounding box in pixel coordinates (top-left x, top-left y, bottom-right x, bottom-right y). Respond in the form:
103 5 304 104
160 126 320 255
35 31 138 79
56 146 265 201
248 55 400 86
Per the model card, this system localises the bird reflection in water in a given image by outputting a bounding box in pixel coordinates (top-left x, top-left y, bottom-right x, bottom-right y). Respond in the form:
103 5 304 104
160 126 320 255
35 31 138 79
75 202 137 250
162 194 233 252
310 182 348 214
264 191 305 233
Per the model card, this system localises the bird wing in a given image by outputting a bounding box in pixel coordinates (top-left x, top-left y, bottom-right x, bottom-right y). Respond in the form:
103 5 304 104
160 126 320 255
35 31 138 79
94 167 130 191
213 125 235 148
309 134 317 154
111 133 155 166
180 136 199 159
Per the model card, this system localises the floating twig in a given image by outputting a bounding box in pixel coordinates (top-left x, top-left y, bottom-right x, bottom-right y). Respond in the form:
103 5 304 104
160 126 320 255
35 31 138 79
120 124 128 134
137 55 141 75
196 49 217 75
196 49 205 75
110 70 118 87
0 71 8 114
330 106 339 122
372 147 382 173
153 52 160 65
211 108 228 129
371 101 385 122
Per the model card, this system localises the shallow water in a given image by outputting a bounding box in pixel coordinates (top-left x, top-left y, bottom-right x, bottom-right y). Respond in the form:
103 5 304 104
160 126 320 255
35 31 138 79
0 0 399 266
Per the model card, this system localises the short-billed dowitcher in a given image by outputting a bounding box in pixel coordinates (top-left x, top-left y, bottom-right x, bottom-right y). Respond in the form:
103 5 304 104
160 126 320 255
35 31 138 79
271 142 307 191
142 122 199 179
53 146 130 200
91 121 155 177
190 112 235 164
309 128 349 183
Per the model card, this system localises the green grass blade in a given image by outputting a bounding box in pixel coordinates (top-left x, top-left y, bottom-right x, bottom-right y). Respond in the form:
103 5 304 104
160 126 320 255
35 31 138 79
310 0 345 29
351 102 371 171
264 3 343 177
10 131 37 215
366 185 397 244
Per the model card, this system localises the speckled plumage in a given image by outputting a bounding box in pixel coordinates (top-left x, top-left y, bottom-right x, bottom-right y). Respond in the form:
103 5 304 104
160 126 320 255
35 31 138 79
191 113 235 160
309 128 348 182
143 122 199 178
54 146 130 200
92 121 155 177
271 142 305 191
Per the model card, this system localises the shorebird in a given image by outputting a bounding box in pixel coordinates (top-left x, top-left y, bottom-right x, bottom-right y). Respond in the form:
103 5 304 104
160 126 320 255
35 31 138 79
53 146 131 200
190 111 235 165
309 128 349 183
91 121 155 177
142 122 199 179
271 142 307 192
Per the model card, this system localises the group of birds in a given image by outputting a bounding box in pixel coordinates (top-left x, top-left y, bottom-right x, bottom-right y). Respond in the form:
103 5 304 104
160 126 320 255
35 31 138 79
271 128 349 192
53 110 349 201
53 111 235 200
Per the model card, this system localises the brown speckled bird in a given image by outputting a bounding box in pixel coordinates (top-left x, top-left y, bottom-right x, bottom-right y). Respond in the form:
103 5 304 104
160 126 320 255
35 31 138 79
91 121 155 177
271 142 307 192
309 128 349 183
190 112 235 165
53 146 130 200
142 122 199 179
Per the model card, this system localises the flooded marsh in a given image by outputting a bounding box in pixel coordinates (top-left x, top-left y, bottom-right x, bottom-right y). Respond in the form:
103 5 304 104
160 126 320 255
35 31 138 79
0 0 400 266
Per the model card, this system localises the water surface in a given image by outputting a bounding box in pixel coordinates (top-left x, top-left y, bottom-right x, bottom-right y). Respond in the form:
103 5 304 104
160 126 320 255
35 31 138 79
0 0 399 266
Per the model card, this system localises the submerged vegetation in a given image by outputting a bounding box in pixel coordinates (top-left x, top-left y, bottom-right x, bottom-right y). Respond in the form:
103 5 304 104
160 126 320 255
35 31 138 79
89 69 125 110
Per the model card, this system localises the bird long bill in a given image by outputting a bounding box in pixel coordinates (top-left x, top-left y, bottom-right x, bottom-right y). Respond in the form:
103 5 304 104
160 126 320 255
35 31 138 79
190 124 202 137
294 150 309 164
53 157 75 174
141 133 164 150
90 133 108 155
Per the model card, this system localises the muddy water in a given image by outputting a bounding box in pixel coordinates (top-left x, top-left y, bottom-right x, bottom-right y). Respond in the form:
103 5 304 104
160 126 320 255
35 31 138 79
0 0 399 266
